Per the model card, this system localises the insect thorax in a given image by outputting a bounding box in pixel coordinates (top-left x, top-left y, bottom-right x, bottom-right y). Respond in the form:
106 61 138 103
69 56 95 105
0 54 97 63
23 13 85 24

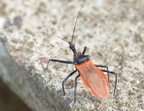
74 55 90 64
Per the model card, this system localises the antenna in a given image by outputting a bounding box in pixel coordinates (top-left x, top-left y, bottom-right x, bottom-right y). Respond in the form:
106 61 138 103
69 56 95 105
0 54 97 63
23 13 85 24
56 36 69 44
71 3 85 44
48 33 69 44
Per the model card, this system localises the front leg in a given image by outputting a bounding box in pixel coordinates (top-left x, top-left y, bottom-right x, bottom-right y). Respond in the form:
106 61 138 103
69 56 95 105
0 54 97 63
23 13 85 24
47 59 73 69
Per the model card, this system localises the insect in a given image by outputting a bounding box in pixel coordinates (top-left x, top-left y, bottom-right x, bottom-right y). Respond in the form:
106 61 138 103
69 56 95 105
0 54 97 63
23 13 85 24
47 4 117 103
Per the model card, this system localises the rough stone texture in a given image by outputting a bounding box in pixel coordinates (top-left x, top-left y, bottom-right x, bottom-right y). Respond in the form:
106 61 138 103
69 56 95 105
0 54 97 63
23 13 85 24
0 41 69 111
0 0 144 111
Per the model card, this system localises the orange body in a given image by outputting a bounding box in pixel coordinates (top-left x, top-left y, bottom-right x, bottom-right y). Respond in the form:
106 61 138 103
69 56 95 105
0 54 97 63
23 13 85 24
75 59 110 99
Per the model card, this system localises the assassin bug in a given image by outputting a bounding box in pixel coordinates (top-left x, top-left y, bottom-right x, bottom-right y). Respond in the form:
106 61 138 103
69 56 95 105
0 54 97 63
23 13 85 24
47 5 117 103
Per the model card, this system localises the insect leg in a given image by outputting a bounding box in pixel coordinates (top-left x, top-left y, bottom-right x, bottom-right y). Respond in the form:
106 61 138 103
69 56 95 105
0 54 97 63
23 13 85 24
82 47 87 55
47 59 73 69
62 70 77 95
101 69 117 96
74 74 80 103
95 65 110 81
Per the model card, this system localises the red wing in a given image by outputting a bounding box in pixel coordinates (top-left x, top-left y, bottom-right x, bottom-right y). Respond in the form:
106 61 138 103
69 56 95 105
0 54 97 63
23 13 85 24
75 60 110 99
